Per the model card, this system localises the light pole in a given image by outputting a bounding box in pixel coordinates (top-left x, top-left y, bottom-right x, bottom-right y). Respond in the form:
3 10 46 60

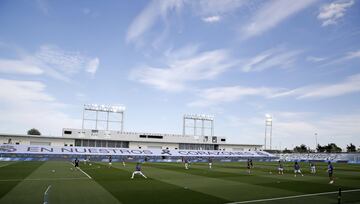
183 114 214 137
315 133 318 152
265 114 273 150
82 104 126 132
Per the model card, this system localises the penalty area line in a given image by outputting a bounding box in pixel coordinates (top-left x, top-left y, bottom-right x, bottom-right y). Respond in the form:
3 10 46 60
226 189 360 204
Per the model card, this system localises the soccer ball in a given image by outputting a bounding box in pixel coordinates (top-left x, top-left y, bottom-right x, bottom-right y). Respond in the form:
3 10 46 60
52 170 55 173
89 163 92 166
269 171 272 174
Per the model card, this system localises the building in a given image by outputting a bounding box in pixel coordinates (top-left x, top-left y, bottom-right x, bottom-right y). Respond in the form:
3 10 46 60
0 104 263 152
0 129 262 151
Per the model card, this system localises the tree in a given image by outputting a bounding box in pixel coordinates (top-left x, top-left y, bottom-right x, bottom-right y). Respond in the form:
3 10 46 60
346 143 356 152
324 143 342 153
293 144 308 153
316 144 325 153
282 148 293 153
27 128 41 135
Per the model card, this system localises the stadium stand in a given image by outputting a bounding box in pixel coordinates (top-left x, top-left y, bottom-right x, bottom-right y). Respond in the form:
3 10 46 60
276 153 360 163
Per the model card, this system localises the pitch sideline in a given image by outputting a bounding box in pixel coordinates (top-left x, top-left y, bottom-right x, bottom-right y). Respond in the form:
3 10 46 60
0 177 90 182
226 189 360 204
68 162 92 179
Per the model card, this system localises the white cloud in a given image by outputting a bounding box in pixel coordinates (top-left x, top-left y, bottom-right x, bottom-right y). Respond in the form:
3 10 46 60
241 0 316 39
188 86 279 107
190 73 360 107
163 44 200 60
82 8 91 15
223 113 318 148
0 45 99 80
0 79 54 102
126 0 183 43
317 114 360 137
0 59 43 75
306 56 327 62
0 79 80 135
36 45 87 75
130 47 236 92
320 49 360 66
318 0 354 26
225 111 360 149
241 47 301 72
274 113 360 149
194 0 247 16
202 15 221 23
75 93 87 101
126 0 248 45
86 57 100 75
273 74 360 99
81 8 99 18
344 50 360 60
194 0 247 22
36 0 49 15
298 74 360 99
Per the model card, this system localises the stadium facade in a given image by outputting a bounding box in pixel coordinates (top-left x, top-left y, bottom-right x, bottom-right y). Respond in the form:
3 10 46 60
0 104 262 152
0 129 261 151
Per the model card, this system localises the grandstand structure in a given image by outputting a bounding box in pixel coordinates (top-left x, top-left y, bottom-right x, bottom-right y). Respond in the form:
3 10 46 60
276 153 360 163
0 104 262 152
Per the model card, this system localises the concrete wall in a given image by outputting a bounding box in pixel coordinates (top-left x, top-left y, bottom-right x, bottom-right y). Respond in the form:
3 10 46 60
129 142 179 150
62 128 227 145
218 144 262 151
0 135 75 147
0 133 262 151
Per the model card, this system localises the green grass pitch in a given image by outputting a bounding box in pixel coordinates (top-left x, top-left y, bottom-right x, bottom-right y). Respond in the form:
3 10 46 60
0 161 359 204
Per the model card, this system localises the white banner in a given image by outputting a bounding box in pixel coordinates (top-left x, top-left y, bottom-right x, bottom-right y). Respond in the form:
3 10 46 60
0 145 273 158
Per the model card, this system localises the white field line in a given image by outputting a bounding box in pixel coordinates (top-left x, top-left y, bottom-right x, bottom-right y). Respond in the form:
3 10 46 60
0 162 16 168
0 177 90 182
68 162 92 179
78 167 92 179
226 189 360 204
44 185 52 195
43 185 52 204
80 167 101 170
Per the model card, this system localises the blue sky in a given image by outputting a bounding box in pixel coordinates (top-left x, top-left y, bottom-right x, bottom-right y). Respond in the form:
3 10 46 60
0 0 359 150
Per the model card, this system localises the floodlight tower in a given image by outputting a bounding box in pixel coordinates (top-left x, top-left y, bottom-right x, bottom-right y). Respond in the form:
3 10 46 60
82 104 126 132
264 114 273 150
183 114 214 137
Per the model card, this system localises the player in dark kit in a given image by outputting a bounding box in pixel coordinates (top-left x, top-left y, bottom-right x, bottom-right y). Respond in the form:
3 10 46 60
208 158 213 169
250 159 253 169
327 161 334 184
294 161 304 177
74 158 79 168
310 162 316 174
131 163 147 179
278 160 284 175
247 159 251 174
108 155 112 168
